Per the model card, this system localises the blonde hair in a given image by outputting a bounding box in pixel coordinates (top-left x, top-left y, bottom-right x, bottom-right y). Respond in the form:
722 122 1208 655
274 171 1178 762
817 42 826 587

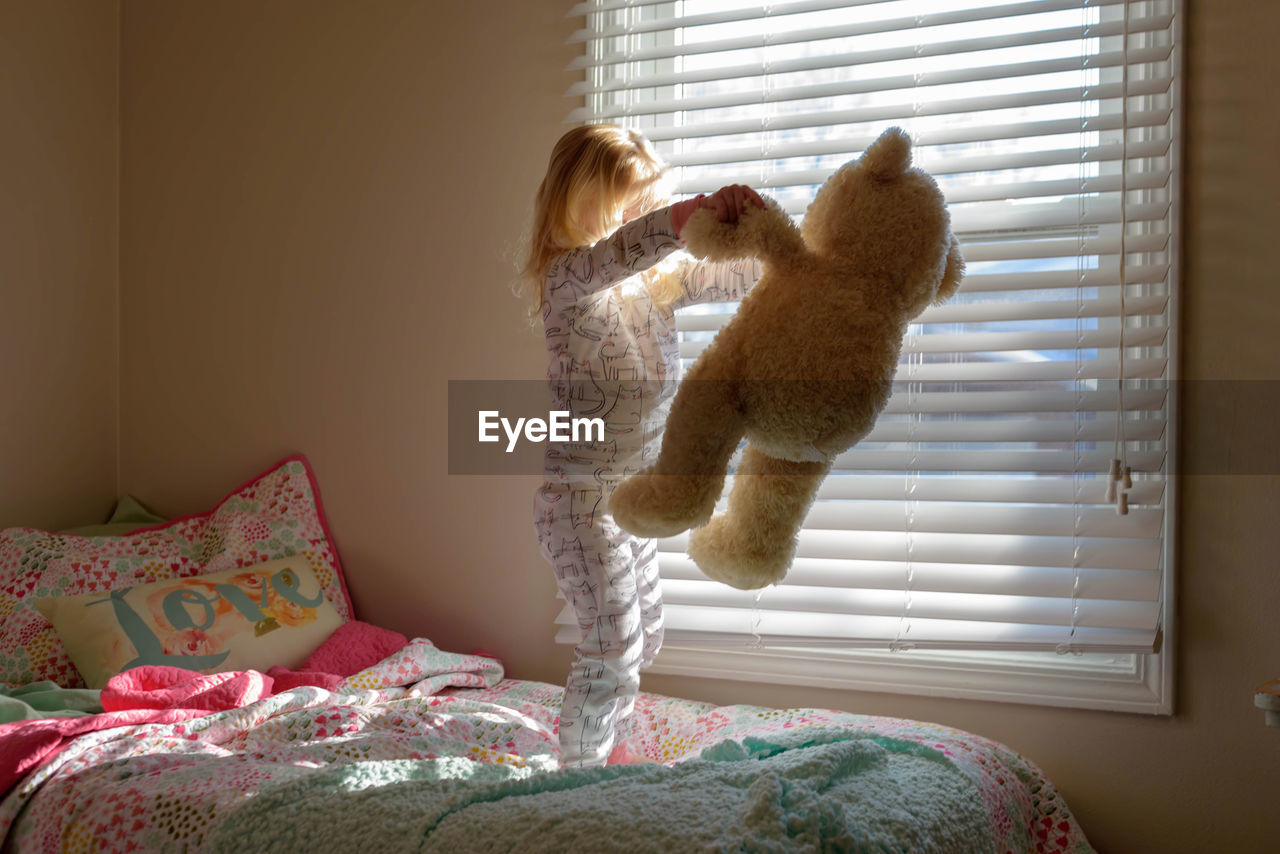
517 123 684 321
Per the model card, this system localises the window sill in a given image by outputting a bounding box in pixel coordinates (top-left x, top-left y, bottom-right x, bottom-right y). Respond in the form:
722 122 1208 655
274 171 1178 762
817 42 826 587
648 643 1172 715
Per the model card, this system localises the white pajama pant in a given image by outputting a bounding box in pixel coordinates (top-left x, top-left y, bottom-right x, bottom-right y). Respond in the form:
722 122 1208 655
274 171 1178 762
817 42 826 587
534 483 664 767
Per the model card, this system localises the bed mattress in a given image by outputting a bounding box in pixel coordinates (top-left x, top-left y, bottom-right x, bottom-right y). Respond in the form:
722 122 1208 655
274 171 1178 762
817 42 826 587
0 640 1092 853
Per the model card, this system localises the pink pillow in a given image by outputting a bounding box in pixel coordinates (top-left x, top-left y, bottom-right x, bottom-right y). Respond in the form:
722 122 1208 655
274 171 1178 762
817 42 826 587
302 620 407 678
0 455 353 688
264 621 407 692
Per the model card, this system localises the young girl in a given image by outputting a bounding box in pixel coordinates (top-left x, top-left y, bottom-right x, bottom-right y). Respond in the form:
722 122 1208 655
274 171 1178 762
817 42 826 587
519 124 764 767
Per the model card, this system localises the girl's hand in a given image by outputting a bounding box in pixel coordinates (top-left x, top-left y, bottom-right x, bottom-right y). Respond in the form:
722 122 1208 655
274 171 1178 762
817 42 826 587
701 184 766 224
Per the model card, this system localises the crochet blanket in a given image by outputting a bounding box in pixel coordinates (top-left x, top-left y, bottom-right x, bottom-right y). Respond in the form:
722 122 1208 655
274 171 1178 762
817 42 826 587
206 727 991 853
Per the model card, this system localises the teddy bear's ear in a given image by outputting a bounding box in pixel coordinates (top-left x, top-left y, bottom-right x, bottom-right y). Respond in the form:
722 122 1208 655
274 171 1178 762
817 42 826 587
864 126 913 180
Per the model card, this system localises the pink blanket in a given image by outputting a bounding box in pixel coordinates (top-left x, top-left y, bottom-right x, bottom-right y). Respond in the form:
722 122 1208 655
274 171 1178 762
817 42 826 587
0 620 410 795
0 667 273 794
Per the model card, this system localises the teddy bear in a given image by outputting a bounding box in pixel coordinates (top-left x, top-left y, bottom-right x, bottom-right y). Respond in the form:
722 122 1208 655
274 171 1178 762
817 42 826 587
609 126 964 590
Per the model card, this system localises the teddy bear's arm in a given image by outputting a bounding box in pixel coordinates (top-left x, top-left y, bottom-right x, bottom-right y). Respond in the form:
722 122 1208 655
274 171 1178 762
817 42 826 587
679 197 807 267
542 205 686 315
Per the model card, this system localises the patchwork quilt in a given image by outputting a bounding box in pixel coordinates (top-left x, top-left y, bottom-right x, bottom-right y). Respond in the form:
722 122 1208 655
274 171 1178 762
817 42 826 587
0 641 1093 853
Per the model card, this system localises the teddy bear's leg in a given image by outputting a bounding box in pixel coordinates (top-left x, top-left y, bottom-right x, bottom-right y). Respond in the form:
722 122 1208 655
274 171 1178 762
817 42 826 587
687 444 830 590
610 379 745 538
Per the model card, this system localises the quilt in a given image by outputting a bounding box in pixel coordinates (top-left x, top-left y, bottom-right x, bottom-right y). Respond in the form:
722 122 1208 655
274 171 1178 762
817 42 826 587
0 641 1093 853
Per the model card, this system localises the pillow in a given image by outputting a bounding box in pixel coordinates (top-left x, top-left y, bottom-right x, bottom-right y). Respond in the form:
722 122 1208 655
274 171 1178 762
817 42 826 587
0 455 353 688
34 556 345 689
60 495 167 538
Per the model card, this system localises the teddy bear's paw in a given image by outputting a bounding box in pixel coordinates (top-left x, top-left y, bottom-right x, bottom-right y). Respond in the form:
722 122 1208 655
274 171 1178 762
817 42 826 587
687 516 792 590
611 473 720 538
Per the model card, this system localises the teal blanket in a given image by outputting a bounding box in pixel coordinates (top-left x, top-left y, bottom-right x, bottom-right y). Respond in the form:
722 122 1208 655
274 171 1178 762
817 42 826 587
0 682 101 723
206 727 991 853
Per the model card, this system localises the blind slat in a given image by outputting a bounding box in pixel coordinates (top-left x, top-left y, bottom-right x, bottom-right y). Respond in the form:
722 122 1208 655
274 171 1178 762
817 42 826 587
876 389 1166 415
958 265 1169 294
675 139 1172 194
796 501 1162 538
558 604 1160 652
918 292 1167 323
655 606 1157 651
683 325 1169 359
860 416 1166 444
949 232 1168 263
827 448 1165 473
660 581 1159 630
575 64 1172 126
809 476 1164 506
571 45 1172 122
570 0 1134 61
674 295 1167 331
570 14 1172 96
617 76 1172 139
942 168 1170 206
657 528 1162 571
950 201 1171 238
658 555 1161 600
664 109 1173 166
571 0 906 42
889 357 1167 383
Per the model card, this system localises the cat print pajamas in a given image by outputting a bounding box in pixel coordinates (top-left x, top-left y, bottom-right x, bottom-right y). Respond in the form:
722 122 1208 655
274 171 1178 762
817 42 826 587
534 205 760 767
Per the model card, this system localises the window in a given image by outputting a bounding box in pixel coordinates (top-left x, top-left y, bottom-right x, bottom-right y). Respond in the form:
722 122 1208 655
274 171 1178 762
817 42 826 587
561 0 1179 712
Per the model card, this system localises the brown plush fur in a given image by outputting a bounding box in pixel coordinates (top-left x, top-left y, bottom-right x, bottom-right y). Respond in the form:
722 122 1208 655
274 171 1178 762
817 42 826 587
611 127 964 590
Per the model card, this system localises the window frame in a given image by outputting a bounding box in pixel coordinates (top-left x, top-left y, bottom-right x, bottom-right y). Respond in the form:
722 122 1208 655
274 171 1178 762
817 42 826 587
572 0 1181 714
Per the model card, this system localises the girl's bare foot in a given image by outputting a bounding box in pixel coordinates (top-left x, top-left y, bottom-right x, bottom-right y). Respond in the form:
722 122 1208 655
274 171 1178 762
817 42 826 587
606 742 655 765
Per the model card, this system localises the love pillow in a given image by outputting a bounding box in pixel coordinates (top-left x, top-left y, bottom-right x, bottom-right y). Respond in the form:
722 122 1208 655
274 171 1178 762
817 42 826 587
0 455 352 688
35 556 344 689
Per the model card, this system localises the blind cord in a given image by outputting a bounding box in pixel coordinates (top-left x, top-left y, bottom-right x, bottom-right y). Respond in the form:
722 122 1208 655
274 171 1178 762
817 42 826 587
1108 0 1132 515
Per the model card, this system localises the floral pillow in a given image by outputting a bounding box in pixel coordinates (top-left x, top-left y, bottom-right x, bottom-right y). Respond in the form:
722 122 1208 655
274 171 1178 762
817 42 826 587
34 556 345 689
0 455 353 688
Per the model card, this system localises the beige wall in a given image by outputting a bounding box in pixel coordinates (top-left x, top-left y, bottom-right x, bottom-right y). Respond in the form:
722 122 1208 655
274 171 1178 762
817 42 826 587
118 0 570 690
0 0 118 530
28 0 1263 851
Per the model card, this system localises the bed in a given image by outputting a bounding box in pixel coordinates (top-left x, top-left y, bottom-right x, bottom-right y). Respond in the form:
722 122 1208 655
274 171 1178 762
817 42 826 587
0 457 1095 853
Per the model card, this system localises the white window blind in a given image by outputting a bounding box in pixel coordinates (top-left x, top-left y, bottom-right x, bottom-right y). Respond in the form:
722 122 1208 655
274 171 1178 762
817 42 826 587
558 0 1178 657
